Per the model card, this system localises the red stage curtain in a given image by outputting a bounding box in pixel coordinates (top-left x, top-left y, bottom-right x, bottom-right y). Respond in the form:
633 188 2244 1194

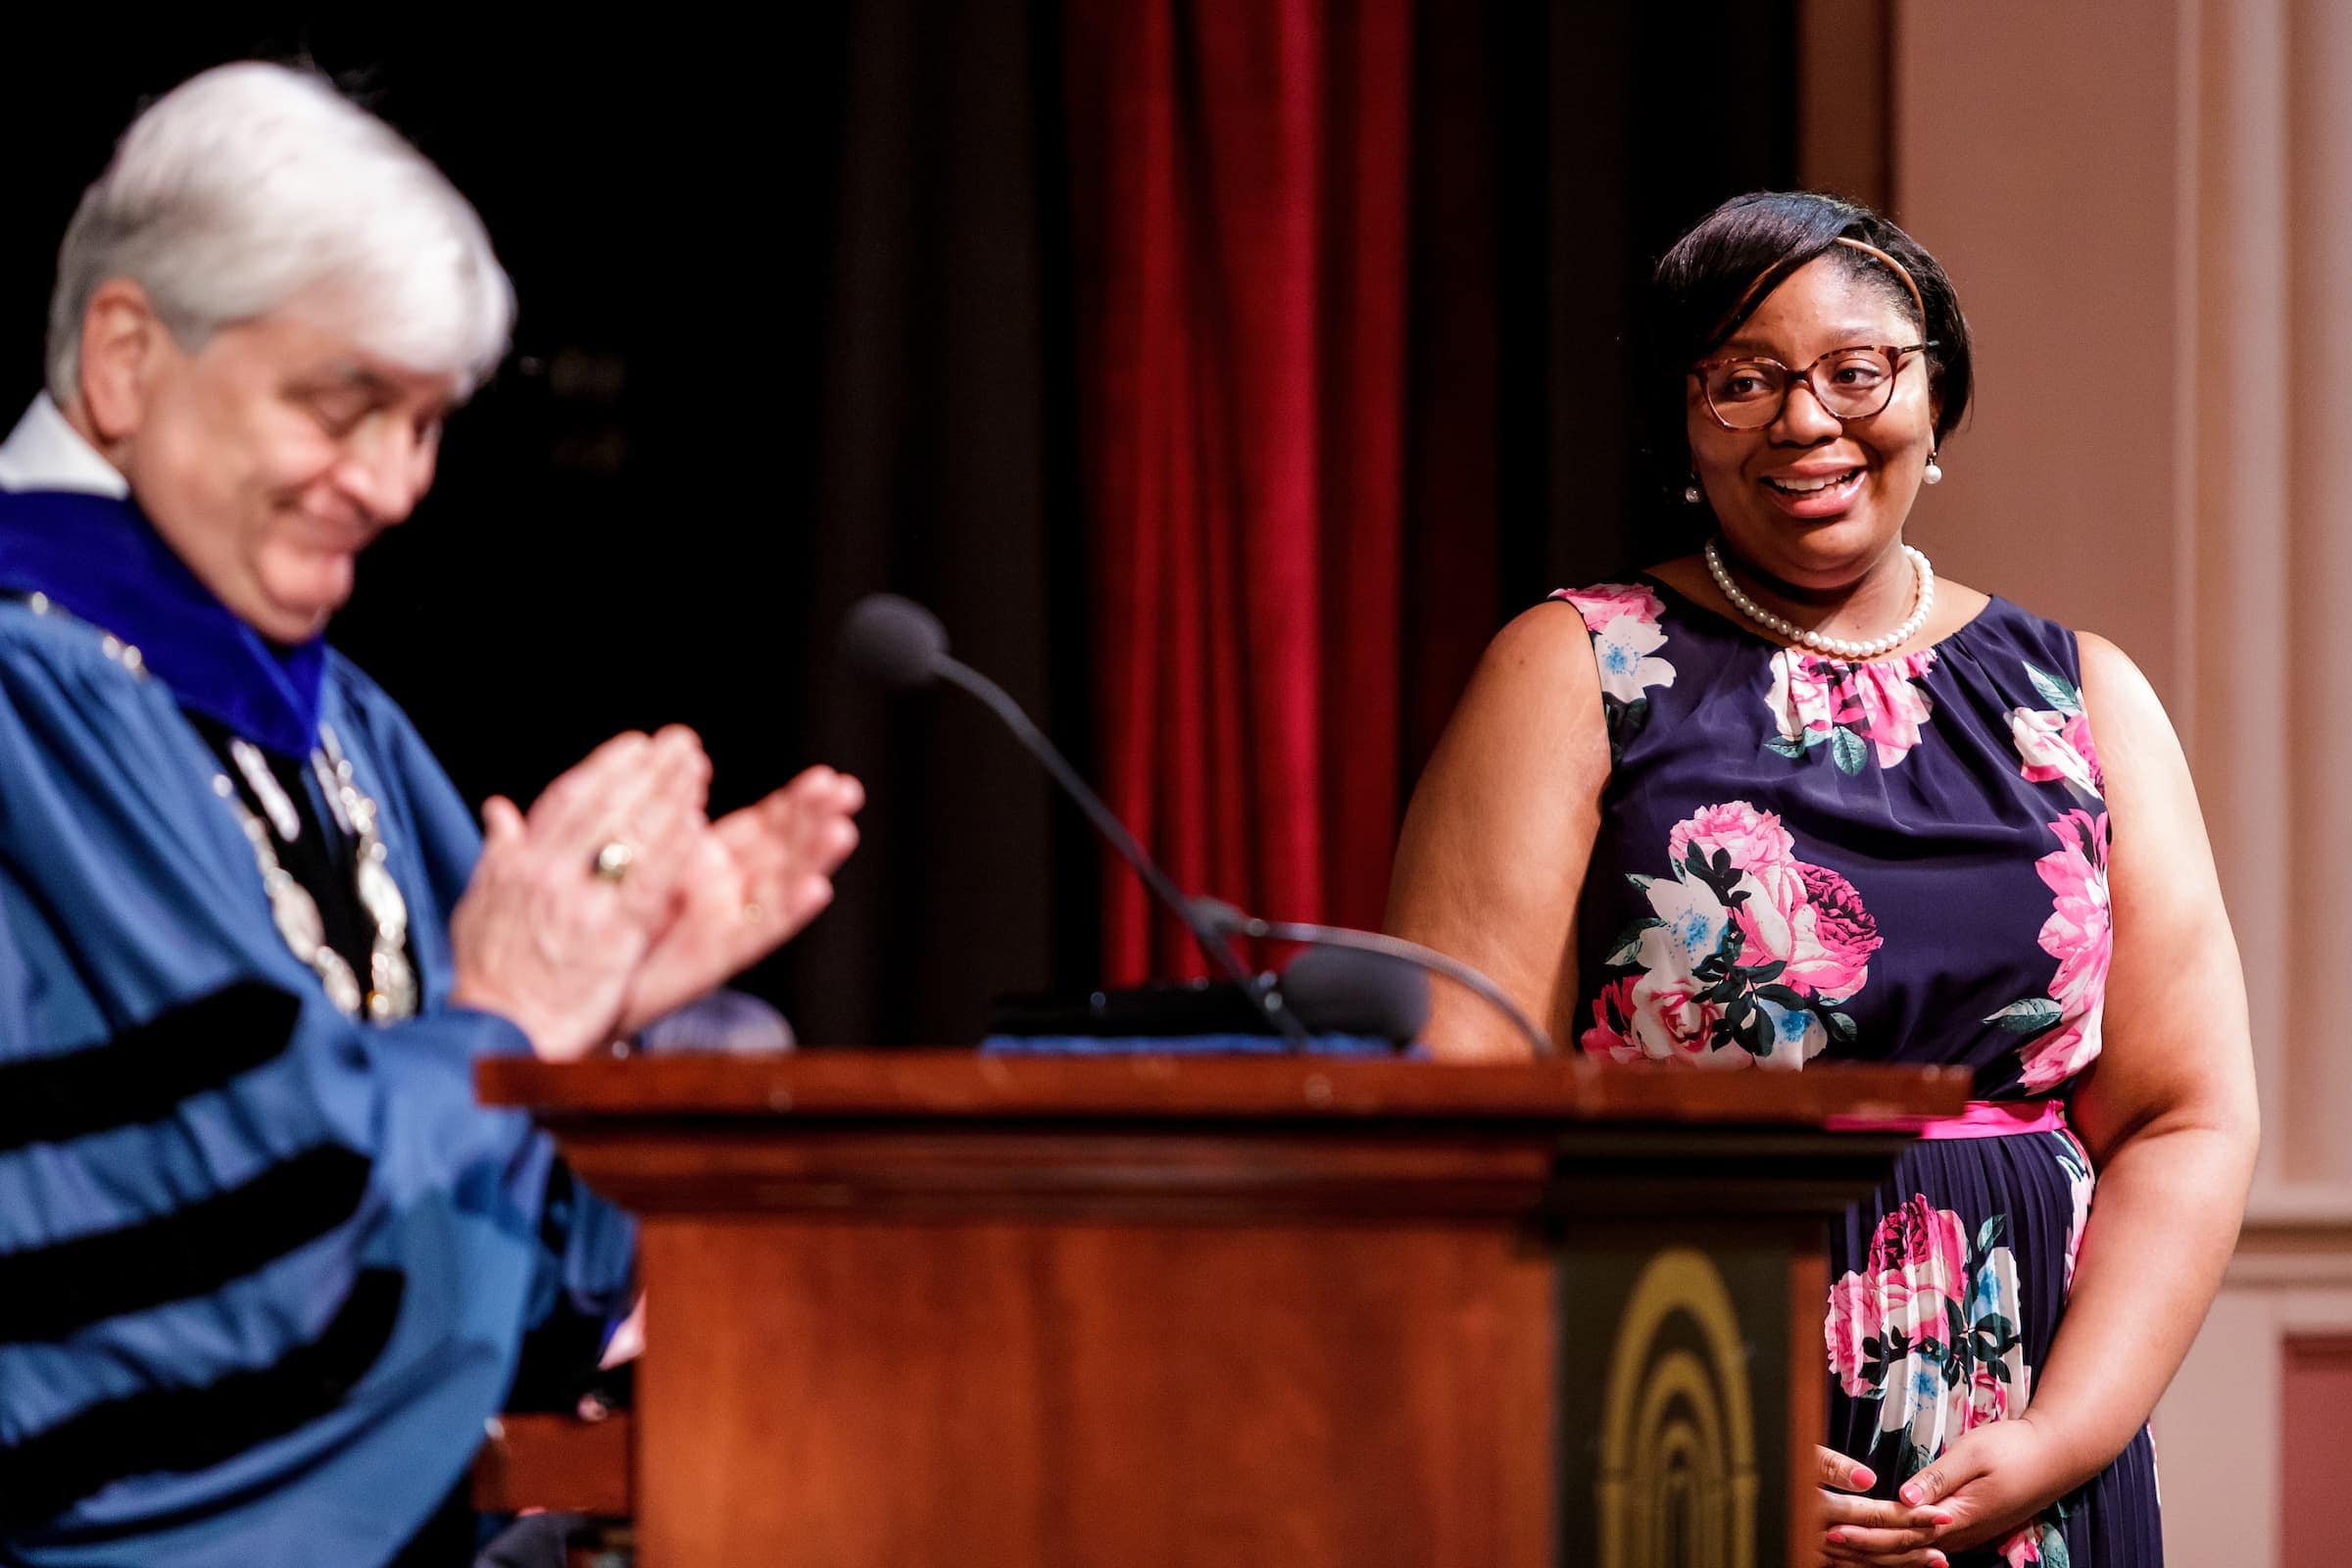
1065 0 1439 982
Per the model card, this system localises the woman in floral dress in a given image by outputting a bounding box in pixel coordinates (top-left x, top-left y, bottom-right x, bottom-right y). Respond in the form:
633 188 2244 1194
1387 193 2257 1567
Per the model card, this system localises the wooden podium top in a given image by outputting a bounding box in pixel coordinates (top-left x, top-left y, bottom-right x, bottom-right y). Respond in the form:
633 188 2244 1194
480 1052 1971 1225
478 1049 1969 1127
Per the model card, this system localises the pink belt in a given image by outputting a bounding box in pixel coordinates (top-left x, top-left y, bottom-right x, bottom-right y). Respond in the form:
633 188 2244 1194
1826 1098 2068 1140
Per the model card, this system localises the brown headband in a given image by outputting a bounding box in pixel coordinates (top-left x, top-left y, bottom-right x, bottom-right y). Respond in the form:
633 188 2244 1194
1709 234 1929 345
1830 235 1928 318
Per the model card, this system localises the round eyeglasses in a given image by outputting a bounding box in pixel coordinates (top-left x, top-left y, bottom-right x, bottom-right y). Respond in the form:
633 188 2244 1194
1690 342 1935 430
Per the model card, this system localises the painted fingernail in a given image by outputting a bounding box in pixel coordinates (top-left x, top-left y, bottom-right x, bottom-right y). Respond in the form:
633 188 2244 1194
1898 1483 1925 1506
1850 1464 1874 1488
1825 1531 1844 1546
1932 1510 1955 1527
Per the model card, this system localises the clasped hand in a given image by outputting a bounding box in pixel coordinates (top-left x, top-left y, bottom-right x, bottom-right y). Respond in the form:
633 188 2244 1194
448 727 863 1059
1813 1418 2066 1567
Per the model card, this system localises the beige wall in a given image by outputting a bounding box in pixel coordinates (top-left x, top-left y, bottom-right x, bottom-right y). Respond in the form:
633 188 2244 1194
1891 3 2190 712
1884 1 2352 1560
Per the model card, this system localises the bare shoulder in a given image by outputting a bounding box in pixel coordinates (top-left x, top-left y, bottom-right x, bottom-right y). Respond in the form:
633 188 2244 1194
1403 596 1609 832
2073 631 2178 759
2072 630 2211 887
2063 625 2252 1159
2074 629 2153 692
1485 596 1604 684
1441 598 1610 782
1391 596 1612 1059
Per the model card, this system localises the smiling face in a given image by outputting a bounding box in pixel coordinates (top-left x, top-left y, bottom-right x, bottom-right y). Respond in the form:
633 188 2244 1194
1685 254 1938 591
77 282 457 643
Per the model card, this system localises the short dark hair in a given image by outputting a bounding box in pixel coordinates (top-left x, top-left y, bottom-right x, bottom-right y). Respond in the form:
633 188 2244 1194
1640 191 1973 497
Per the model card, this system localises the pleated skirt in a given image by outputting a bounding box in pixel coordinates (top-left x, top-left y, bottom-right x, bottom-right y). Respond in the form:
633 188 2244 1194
1823 1127 2163 1567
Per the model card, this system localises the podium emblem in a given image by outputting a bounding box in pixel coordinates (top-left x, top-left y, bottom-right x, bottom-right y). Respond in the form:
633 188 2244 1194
1593 1247 1761 1568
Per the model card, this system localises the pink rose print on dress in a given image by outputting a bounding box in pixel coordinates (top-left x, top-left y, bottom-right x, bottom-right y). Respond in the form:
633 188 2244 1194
1763 647 1936 773
1554 580 1659 632
1998 1517 2073 1567
1824 1199 2032 1472
1788 862 1882 999
2008 662 2104 800
1867 1194 1970 1281
1984 809 2111 1092
2052 1129 2096 1291
1666 799 1795 873
1580 976 1642 1058
1584 802 1877 1066
1553 584 1675 763
1624 969 1724 1060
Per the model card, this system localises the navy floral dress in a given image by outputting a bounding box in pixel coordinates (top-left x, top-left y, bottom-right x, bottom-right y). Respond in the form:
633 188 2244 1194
1559 575 2160 1567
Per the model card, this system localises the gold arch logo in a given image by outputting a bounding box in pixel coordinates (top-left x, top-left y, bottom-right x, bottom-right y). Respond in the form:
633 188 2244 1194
1595 1248 1760 1568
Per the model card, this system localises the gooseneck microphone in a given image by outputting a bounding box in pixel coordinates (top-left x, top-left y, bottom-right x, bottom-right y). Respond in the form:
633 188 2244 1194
1272 944 1431 1047
1192 899 1557 1058
841 594 1315 1049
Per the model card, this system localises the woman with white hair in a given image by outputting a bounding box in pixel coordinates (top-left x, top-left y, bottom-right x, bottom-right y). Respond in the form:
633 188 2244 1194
0 63 862 1566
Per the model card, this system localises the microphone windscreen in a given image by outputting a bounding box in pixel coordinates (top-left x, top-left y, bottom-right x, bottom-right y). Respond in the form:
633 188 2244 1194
1278 946 1430 1046
1188 896 1248 935
841 594 950 689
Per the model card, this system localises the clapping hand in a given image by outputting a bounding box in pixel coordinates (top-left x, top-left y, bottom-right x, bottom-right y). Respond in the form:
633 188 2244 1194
449 727 712 1060
447 735 862 1060
616 765 865 1035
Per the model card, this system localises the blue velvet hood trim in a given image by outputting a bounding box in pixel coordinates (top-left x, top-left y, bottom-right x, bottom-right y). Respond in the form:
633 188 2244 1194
0 489 325 756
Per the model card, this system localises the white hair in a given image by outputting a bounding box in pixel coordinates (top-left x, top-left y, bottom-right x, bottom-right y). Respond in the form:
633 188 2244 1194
46 62 514 401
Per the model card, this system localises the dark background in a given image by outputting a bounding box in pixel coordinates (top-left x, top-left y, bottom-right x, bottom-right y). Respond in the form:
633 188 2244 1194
0 6 1794 1044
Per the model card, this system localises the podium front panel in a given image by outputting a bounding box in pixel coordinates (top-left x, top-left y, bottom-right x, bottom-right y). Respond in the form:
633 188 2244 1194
481 1053 1960 1567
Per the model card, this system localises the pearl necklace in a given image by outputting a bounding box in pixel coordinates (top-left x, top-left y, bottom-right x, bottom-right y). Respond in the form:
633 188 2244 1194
1703 537 1936 661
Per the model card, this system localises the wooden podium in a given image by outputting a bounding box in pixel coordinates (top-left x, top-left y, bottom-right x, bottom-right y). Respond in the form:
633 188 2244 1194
478 1052 1964 1568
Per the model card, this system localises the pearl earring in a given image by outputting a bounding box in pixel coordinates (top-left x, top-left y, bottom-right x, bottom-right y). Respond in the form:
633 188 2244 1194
1923 451 1944 486
1683 478 1704 505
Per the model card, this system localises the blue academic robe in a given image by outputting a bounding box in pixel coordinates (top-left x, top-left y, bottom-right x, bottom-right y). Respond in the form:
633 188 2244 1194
0 493 635 1566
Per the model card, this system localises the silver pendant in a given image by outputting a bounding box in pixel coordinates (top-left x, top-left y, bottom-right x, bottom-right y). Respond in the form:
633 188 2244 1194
261 864 325 957
369 948 419 1020
355 851 409 940
316 947 366 1016
214 727 421 1025
220 774 368 1018
321 727 416 1022
229 737 304 843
